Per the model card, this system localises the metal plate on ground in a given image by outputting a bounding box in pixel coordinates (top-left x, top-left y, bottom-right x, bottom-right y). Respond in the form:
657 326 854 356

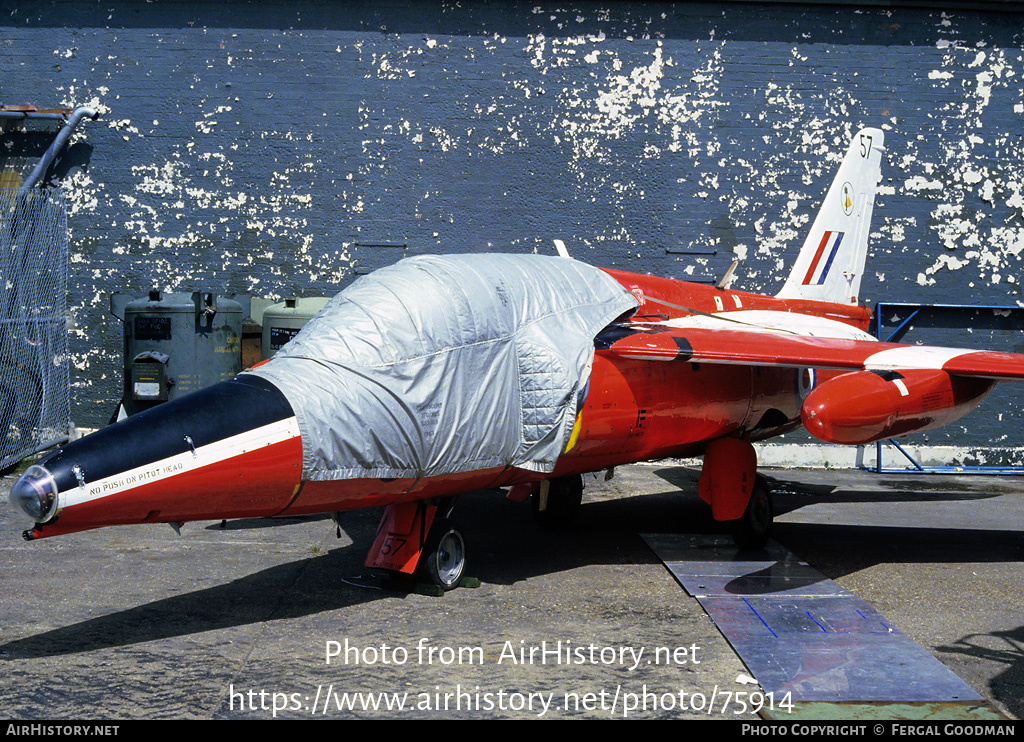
671 563 846 598
643 534 984 704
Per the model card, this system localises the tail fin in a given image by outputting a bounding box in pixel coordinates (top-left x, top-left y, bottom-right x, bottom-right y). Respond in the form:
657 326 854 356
776 127 884 305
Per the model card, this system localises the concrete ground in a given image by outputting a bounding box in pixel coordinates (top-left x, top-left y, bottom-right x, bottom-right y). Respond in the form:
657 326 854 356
0 463 1021 720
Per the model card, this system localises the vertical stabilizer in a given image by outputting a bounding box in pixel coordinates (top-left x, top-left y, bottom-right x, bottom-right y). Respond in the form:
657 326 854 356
777 128 884 305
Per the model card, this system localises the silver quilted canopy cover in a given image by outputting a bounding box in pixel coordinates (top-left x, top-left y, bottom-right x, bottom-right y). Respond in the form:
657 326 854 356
247 253 637 481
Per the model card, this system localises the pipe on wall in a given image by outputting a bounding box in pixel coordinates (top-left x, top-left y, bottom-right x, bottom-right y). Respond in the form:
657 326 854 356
19 106 99 192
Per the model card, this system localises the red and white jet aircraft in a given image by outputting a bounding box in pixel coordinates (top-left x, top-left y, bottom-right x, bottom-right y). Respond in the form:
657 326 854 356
10 127 1024 590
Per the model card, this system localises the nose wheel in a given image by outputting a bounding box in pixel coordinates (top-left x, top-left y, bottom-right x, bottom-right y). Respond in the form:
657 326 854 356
366 500 474 593
419 519 466 591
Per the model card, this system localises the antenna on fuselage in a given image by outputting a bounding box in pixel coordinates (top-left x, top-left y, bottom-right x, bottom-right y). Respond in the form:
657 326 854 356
717 259 739 289
553 239 571 258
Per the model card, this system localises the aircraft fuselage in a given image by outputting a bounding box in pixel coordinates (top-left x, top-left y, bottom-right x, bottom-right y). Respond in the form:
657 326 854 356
12 268 871 541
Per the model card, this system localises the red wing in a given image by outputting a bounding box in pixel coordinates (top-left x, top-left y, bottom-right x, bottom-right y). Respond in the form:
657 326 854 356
601 323 1024 381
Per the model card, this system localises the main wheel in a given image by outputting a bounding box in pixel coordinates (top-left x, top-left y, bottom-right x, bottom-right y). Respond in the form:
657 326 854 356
532 474 583 529
731 476 773 550
419 519 466 591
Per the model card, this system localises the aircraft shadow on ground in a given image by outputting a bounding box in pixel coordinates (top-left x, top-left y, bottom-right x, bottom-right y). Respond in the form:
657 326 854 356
0 511 379 660
656 465 1012 511
653 465 1023 575
0 490 683 660
2 476 1020 661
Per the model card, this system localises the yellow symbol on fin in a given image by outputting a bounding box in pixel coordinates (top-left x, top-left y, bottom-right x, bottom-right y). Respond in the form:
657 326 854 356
841 182 854 215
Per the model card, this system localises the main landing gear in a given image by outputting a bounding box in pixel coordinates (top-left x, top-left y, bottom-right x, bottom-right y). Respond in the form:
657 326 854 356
698 437 774 550
532 474 583 529
730 474 773 550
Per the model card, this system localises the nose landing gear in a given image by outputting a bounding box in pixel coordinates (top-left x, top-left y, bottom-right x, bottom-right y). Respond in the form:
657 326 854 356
419 519 467 591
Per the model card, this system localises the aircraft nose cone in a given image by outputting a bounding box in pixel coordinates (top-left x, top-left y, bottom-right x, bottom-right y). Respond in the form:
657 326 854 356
9 465 59 522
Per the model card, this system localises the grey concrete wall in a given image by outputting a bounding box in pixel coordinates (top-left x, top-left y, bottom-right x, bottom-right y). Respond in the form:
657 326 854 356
2 1 1023 458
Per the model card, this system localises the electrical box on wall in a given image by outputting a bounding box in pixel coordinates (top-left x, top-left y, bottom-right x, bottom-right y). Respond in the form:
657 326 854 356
110 290 245 417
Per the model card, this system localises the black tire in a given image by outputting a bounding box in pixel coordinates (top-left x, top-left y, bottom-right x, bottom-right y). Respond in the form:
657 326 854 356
731 476 773 550
532 474 583 529
419 519 466 591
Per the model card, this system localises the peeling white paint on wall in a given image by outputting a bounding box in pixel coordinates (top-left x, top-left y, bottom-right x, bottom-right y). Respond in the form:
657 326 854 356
14 3 1024 435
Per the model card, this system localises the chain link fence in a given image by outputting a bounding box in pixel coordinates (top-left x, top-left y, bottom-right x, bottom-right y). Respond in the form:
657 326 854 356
0 187 70 471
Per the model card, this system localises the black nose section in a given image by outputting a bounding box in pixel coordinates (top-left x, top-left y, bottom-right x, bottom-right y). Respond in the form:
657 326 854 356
9 374 296 526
